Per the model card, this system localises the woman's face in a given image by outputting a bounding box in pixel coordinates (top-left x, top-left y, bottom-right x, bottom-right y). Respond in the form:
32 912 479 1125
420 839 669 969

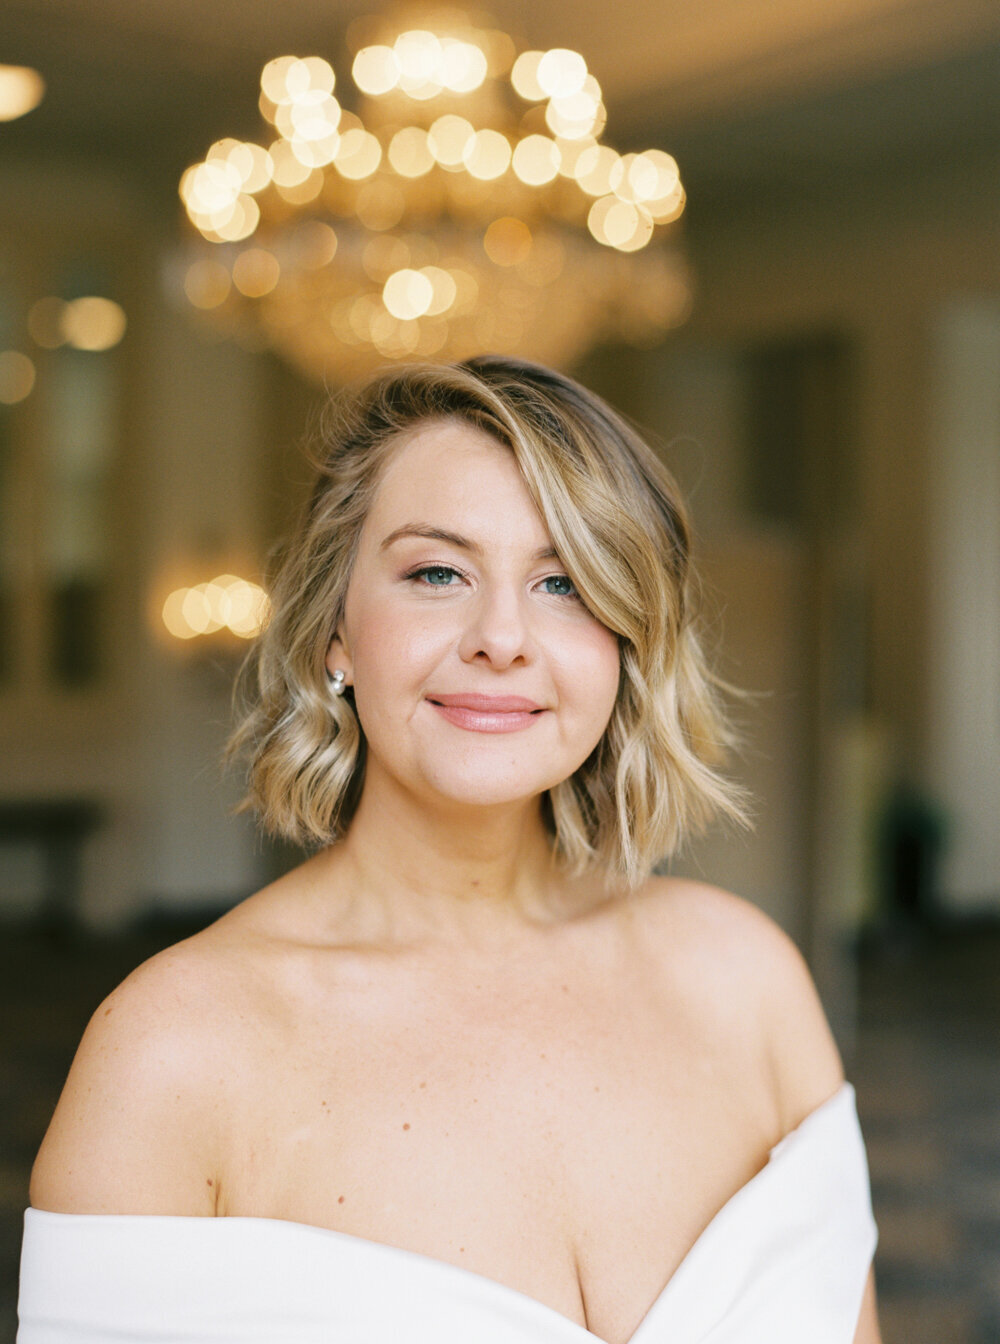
328 418 621 812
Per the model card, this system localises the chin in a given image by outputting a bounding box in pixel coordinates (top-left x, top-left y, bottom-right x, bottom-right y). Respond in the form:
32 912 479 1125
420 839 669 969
417 764 566 811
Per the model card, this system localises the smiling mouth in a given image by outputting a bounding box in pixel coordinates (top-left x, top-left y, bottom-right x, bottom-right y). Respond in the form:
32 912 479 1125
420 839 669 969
424 698 543 720
426 698 547 733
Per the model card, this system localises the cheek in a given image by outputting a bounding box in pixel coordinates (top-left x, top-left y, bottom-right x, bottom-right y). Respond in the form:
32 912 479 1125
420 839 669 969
554 623 621 725
347 593 449 706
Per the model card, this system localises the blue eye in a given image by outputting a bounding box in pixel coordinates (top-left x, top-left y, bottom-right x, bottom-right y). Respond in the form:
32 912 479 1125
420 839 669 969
542 574 577 598
408 565 460 586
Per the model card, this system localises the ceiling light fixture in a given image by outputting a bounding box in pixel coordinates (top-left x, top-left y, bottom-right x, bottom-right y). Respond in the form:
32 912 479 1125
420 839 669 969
176 8 691 381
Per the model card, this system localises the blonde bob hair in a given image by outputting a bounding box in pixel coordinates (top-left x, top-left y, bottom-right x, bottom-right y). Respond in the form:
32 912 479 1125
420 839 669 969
230 354 746 889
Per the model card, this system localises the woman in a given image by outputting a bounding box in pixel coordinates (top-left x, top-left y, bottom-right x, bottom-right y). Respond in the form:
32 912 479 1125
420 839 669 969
19 356 880 1343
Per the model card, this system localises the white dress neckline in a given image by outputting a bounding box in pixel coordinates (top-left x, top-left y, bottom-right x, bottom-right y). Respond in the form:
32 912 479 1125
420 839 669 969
20 1080 877 1344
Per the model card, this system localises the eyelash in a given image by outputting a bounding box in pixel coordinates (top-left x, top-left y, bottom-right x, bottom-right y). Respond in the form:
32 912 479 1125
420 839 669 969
402 563 580 601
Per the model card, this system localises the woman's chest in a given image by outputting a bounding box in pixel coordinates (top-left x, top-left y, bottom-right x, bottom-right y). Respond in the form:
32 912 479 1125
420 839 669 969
216 967 776 1344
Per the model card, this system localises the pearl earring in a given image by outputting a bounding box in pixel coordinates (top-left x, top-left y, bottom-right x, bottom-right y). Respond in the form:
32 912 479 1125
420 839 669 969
329 669 347 696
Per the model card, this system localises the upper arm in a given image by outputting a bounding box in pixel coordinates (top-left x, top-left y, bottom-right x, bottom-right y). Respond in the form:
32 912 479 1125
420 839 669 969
29 945 228 1216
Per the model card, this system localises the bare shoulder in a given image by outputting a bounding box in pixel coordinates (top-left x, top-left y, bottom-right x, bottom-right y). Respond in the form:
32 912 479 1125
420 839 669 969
636 876 846 1133
29 923 253 1216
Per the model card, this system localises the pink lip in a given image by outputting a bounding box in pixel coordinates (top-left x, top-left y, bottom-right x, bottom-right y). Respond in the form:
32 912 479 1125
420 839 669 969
426 693 547 734
427 693 544 712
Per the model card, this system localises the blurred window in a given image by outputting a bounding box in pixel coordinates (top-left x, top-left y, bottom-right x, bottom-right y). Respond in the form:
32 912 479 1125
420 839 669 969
42 345 116 685
0 258 121 696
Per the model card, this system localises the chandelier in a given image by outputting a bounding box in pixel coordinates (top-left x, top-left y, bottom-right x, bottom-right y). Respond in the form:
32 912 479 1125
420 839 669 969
177 7 692 382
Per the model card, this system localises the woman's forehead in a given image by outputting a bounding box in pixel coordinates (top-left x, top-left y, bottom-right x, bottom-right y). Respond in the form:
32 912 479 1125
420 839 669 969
381 416 509 473
362 420 553 552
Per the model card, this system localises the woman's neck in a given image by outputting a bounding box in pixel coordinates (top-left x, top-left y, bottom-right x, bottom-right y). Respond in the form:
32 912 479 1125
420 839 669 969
310 775 597 953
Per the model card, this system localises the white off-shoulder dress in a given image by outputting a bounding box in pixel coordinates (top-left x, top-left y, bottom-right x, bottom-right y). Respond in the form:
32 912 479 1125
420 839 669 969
18 1081 877 1344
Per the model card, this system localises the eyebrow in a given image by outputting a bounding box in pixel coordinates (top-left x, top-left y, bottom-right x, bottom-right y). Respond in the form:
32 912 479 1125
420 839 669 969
379 524 558 563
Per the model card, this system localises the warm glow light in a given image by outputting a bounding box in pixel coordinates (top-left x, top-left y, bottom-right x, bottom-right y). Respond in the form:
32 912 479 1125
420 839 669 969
535 49 587 99
573 144 621 196
427 115 475 168
299 57 336 94
422 266 457 315
179 20 691 377
587 196 653 251
448 267 479 314
512 135 560 185
162 576 270 641
213 194 261 241
370 309 419 356
226 580 271 638
439 40 487 93
335 128 382 178
463 129 511 180
60 297 127 351
184 259 232 309
545 76 604 140
394 30 441 82
232 248 281 297
613 209 655 251
287 132 340 170
161 589 197 640
648 183 686 223
615 150 678 203
353 45 398 95
388 126 434 177
181 586 218 635
268 140 313 187
554 136 596 178
260 56 293 102
259 56 330 107
183 159 242 214
288 91 341 142
0 351 36 404
0 65 45 121
350 294 380 340
383 267 434 319
484 217 532 266
510 51 545 101
290 221 338 268
227 142 272 193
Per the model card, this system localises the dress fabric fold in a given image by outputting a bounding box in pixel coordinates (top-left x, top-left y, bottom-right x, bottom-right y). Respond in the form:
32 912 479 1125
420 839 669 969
18 1081 877 1344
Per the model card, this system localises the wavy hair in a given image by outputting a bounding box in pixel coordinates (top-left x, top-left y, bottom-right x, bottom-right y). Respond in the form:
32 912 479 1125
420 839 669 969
229 355 747 889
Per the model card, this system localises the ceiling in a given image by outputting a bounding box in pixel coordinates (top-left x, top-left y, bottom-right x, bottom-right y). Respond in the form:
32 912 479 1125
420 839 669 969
2 0 1000 210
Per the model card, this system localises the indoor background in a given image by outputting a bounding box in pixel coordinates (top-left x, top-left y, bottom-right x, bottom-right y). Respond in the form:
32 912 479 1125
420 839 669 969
1 1 999 1340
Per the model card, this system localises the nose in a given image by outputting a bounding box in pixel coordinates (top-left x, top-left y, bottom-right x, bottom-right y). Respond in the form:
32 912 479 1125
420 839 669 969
457 580 534 669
